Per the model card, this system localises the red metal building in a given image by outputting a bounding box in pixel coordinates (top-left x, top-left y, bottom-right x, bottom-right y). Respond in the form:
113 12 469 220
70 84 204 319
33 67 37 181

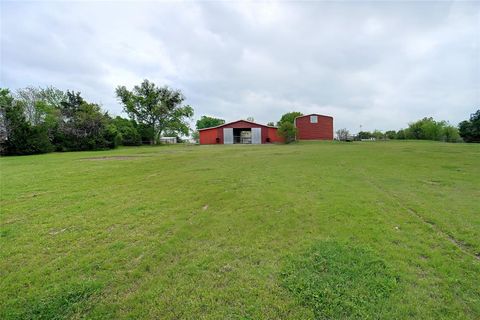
199 120 284 144
294 114 334 140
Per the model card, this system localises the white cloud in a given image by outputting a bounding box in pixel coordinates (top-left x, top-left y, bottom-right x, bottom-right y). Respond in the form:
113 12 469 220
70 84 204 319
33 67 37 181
1 0 479 133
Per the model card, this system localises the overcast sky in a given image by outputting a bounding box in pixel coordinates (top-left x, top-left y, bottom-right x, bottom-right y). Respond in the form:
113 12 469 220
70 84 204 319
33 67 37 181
1 1 479 132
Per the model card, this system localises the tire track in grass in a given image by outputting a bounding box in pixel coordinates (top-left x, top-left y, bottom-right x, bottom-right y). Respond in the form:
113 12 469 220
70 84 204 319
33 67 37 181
404 206 479 261
361 170 480 261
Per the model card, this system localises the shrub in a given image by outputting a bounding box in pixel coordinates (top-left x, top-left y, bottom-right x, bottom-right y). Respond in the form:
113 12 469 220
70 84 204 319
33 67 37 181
278 121 296 143
112 117 142 146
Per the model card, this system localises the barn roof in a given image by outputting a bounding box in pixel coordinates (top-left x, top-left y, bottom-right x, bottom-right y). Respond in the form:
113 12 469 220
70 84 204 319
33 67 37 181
295 113 333 120
198 119 278 131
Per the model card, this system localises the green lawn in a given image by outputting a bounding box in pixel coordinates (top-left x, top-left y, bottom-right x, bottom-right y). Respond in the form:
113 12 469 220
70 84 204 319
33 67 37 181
1 141 479 319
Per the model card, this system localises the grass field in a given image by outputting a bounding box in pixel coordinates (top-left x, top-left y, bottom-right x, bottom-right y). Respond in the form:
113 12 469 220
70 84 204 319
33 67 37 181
1 141 479 319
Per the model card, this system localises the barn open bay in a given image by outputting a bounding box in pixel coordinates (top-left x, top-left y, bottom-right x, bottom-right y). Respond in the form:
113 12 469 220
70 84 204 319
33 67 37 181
1 141 479 319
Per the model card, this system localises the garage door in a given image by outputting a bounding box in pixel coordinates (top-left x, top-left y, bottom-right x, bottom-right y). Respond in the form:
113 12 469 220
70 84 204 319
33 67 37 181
252 128 261 144
223 128 233 144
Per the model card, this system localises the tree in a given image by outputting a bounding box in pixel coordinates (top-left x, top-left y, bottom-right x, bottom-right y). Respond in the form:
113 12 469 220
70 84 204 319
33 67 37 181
276 112 303 143
267 122 275 127
372 130 385 140
192 131 199 143
459 110 480 143
112 116 142 146
276 111 303 126
2 87 120 154
116 80 194 144
396 129 407 140
357 131 372 139
246 117 255 122
406 117 444 140
1 89 53 155
401 117 462 142
277 121 296 143
442 125 460 142
385 130 397 139
336 128 350 141
56 91 119 151
15 86 66 126
196 116 225 130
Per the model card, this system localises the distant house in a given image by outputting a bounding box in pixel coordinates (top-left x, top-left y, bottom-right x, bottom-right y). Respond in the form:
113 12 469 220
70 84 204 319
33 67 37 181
160 137 177 144
294 114 334 140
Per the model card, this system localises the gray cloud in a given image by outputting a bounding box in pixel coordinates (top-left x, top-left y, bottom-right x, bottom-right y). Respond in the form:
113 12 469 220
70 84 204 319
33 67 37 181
1 1 479 132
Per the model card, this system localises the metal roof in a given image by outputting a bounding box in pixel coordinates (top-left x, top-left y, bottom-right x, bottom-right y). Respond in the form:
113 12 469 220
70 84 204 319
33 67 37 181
294 113 333 120
198 119 278 131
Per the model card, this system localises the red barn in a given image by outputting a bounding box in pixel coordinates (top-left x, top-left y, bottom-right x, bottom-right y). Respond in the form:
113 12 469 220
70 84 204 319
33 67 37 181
294 114 333 140
199 120 284 144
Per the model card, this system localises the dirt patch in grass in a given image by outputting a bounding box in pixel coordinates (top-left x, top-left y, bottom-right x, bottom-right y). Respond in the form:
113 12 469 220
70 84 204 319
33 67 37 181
80 156 148 161
281 241 398 319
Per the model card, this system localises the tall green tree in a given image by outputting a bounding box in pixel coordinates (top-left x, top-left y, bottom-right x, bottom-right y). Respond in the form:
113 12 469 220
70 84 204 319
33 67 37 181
56 91 119 151
385 130 397 139
396 129 407 140
372 130 385 140
1 89 53 155
15 86 66 126
112 117 142 146
442 125 460 142
357 131 372 139
276 111 303 143
196 116 225 130
276 111 303 126
277 122 296 143
116 80 193 144
459 110 480 143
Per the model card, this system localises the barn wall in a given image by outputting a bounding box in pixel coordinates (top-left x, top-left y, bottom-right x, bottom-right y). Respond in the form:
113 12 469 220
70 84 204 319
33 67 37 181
267 127 285 143
199 120 284 144
295 115 333 140
199 128 219 144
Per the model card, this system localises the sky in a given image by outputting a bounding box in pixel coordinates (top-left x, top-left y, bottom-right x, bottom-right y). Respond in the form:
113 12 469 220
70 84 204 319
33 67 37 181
1 0 479 133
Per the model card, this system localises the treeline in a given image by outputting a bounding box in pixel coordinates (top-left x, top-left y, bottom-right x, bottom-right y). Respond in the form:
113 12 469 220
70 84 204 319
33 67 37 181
0 80 194 155
0 87 141 155
356 112 479 143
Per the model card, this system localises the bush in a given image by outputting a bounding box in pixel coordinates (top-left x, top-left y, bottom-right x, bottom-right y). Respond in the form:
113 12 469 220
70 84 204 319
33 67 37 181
277 121 296 143
385 130 397 139
358 131 372 139
112 117 142 146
